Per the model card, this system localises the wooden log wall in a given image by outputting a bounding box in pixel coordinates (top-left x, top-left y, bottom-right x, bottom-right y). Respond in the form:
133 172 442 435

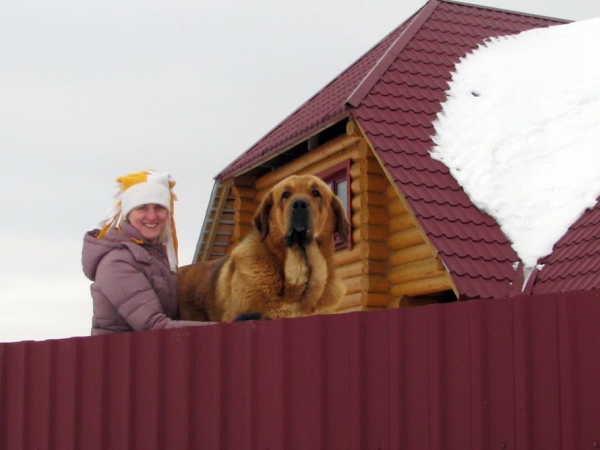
231 175 256 248
212 123 457 312
385 185 455 305
200 180 234 261
347 150 391 311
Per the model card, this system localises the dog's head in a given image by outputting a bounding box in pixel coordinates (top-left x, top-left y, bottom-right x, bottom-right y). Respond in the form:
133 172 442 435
253 174 350 248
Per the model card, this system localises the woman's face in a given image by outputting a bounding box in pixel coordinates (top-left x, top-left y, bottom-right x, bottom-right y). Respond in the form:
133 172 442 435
127 204 168 244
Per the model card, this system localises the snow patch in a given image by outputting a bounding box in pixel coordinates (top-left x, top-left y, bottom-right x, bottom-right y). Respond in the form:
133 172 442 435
431 18 600 270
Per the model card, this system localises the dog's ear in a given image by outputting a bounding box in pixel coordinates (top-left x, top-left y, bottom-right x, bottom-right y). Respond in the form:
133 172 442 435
253 191 273 240
331 195 350 243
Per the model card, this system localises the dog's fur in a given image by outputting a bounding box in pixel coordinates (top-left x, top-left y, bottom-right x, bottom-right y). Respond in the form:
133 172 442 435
178 174 350 322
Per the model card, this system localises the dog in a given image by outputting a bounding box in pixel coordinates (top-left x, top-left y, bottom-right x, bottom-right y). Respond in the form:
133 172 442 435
178 174 351 322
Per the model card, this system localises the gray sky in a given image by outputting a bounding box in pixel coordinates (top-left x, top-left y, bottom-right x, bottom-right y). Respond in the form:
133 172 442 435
1 0 599 342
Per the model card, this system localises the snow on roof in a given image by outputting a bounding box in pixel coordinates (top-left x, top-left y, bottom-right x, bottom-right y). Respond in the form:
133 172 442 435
431 17 600 270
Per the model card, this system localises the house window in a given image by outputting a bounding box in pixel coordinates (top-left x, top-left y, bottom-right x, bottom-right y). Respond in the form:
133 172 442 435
318 161 352 250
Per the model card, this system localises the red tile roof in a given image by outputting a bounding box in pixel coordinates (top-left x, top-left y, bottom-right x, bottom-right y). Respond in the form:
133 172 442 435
215 15 415 180
533 201 600 293
215 0 600 299
351 1 564 299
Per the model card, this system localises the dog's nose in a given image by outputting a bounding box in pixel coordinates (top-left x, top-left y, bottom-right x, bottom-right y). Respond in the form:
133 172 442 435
292 199 309 210
290 198 310 233
287 197 312 247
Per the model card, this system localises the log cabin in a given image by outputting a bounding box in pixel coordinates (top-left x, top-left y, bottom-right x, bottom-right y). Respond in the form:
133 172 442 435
191 0 599 312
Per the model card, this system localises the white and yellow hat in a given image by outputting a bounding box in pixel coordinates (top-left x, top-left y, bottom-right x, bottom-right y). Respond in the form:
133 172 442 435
98 169 178 271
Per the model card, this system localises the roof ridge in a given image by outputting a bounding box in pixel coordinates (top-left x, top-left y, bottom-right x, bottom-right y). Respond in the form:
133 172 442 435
346 0 441 108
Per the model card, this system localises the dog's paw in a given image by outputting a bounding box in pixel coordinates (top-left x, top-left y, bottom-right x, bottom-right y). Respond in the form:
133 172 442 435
234 312 263 322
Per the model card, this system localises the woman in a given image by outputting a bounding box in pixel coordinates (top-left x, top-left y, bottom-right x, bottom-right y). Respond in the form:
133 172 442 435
82 169 213 335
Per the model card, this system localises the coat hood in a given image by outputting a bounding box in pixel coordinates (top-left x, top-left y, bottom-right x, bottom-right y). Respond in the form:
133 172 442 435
82 222 153 281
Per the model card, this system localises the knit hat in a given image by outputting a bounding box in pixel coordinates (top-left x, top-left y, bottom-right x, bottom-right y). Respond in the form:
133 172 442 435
98 169 179 272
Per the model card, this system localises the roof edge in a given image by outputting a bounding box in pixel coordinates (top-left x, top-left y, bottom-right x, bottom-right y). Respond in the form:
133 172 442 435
346 0 440 108
440 0 572 23
192 179 225 262
215 113 351 181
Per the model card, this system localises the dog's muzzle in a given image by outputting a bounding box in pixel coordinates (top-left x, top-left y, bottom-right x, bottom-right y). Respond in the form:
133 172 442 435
285 198 313 247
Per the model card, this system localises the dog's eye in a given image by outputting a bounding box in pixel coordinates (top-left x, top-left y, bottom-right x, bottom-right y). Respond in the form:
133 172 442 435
312 189 321 198
282 191 290 200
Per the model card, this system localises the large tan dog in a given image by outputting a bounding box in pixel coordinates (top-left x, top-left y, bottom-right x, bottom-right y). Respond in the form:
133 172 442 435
178 174 350 322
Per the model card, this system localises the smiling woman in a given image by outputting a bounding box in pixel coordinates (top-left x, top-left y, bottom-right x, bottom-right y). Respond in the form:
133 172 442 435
127 204 169 244
81 169 214 335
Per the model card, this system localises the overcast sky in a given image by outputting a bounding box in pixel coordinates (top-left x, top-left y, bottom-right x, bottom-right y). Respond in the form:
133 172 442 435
1 0 599 343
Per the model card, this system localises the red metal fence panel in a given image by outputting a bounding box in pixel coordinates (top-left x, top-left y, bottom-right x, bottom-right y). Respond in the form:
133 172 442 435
1 290 600 449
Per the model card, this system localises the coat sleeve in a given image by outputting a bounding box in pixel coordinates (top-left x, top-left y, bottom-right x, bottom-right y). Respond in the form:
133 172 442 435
95 250 214 331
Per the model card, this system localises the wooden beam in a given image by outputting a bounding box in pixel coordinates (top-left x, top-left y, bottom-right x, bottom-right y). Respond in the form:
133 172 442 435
388 258 446 284
333 244 362 267
388 198 407 215
255 135 361 190
201 178 233 262
364 292 392 307
337 291 363 310
360 241 391 261
387 227 425 250
351 211 363 229
363 259 388 276
390 275 452 297
344 275 363 295
255 147 362 201
351 228 363 245
352 190 388 209
231 185 255 199
349 156 382 178
360 206 389 225
234 210 254 226
335 260 362 280
366 175 390 192
361 275 390 293
389 243 433 266
232 223 253 243
389 213 415 233
350 177 362 196
346 119 357 136
350 140 369 162
358 224 388 241
234 197 257 213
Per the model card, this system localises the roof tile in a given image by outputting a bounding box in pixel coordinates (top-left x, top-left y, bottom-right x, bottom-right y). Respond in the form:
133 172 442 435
371 78 448 103
399 48 462 67
413 200 498 227
357 105 436 129
432 234 517 262
533 201 600 293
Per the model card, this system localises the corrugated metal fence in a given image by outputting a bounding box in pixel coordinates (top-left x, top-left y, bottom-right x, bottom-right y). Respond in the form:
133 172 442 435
1 290 600 449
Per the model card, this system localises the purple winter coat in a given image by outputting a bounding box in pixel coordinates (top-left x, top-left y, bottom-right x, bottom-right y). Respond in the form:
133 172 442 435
82 221 211 335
